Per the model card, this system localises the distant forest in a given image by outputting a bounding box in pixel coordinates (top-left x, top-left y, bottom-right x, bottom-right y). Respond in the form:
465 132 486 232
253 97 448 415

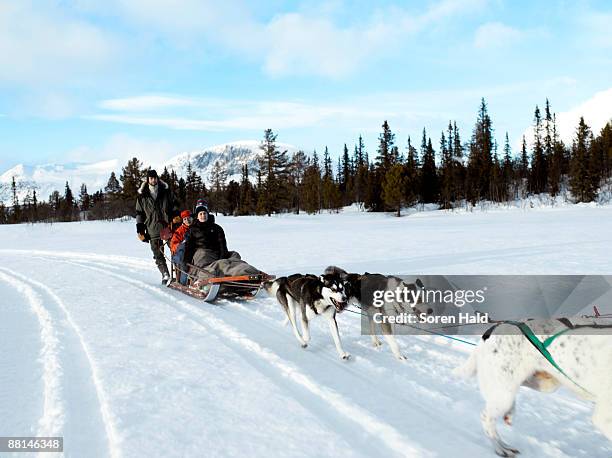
1 98 611 224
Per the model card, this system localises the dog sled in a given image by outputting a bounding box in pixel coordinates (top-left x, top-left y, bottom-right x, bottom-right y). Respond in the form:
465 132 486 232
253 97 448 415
166 258 274 302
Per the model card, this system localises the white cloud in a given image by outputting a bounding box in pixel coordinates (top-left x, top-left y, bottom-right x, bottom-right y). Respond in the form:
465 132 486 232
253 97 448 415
474 22 524 49
0 1 116 86
100 95 199 111
78 0 488 79
64 134 179 167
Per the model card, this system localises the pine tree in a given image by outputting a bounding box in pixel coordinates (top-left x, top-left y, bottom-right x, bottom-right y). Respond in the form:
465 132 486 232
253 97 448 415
208 161 228 214
238 164 254 215
258 129 289 216
120 158 144 214
79 183 90 212
530 105 547 194
62 181 75 221
466 98 494 204
301 151 322 214
420 130 438 203
452 122 465 203
569 117 595 202
353 136 368 207
104 172 122 219
289 151 308 214
502 133 514 199
10 176 20 223
439 130 453 209
403 136 420 208
382 163 406 216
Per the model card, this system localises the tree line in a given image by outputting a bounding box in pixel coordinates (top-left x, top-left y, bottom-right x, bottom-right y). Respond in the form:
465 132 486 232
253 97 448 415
1 98 611 224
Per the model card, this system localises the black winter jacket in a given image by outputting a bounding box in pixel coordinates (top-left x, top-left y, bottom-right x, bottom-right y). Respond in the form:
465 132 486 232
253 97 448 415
184 214 228 263
135 180 177 238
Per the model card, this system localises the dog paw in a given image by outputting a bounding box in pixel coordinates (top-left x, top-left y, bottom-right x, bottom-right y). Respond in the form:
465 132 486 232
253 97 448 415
372 341 382 348
396 354 407 361
341 353 351 360
301 343 308 348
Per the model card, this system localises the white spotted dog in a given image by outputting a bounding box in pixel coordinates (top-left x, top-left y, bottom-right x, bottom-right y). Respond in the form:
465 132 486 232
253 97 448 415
324 266 428 361
264 273 350 359
453 318 612 457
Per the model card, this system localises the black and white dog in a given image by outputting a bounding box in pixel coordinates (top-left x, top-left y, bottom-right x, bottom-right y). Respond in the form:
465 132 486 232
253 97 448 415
453 319 612 457
324 266 427 361
264 273 351 359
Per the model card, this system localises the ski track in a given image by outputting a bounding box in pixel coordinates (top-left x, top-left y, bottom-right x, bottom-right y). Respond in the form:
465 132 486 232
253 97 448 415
0 266 122 458
0 270 64 440
43 255 431 458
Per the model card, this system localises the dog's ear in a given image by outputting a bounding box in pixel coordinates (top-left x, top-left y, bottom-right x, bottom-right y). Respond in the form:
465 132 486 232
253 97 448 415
416 278 424 288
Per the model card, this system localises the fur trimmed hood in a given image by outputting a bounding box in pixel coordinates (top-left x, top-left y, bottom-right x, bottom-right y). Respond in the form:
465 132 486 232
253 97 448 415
138 179 168 196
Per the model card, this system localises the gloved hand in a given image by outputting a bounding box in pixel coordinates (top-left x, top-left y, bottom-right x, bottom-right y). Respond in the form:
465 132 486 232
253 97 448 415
172 215 182 225
136 223 150 242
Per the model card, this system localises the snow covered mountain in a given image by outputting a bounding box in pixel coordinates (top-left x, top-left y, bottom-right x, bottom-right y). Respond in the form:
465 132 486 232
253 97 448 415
0 141 301 205
0 160 119 206
161 140 301 183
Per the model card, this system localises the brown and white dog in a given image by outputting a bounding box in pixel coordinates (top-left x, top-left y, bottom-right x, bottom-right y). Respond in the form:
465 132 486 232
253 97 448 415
264 273 351 359
324 266 428 361
453 319 612 456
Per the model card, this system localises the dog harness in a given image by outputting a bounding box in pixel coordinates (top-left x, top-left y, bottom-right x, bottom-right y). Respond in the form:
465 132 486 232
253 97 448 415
482 318 612 395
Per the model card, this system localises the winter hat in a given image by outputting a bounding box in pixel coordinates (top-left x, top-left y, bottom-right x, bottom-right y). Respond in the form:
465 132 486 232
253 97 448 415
194 198 208 215
180 210 191 219
147 169 158 178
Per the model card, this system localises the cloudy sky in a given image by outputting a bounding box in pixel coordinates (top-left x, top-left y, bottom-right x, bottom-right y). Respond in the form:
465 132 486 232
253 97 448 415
0 0 611 171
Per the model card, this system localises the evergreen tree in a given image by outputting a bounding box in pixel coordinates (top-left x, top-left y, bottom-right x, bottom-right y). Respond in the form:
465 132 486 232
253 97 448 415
403 136 420 208
502 133 514 199
530 105 547 193
382 163 406 216
10 176 20 223
238 164 254 215
79 183 90 212
289 151 308 214
208 161 228 214
420 130 438 203
569 117 595 202
452 122 465 203
61 181 75 221
466 98 494 204
353 136 368 207
104 172 122 219
257 129 289 216
120 158 144 214
439 131 453 209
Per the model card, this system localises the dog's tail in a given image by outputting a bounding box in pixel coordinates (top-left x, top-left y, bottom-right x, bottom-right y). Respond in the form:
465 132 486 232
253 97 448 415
263 277 284 296
452 348 478 379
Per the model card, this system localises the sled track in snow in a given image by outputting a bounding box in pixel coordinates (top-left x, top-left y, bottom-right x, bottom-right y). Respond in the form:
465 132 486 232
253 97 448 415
32 253 430 458
0 269 64 438
0 266 122 458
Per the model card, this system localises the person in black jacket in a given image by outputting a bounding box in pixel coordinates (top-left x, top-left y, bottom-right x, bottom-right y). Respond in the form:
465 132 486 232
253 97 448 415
184 199 262 280
184 200 228 267
135 169 179 284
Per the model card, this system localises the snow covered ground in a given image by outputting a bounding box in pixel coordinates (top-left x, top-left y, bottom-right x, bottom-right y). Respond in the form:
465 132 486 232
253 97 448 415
1 205 611 457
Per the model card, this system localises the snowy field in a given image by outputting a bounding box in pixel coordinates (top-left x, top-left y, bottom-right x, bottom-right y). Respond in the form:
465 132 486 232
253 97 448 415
1 205 611 458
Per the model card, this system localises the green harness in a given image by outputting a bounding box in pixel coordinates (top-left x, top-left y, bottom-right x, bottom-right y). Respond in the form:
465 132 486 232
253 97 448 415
482 319 611 395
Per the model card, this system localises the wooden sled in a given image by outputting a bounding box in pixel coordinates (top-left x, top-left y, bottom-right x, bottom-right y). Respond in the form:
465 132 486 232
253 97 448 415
167 262 274 302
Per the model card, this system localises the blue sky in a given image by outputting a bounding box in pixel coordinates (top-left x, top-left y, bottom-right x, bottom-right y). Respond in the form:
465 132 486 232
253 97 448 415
1 0 611 172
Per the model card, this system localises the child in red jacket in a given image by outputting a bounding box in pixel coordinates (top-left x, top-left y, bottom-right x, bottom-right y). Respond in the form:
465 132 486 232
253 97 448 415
170 210 192 254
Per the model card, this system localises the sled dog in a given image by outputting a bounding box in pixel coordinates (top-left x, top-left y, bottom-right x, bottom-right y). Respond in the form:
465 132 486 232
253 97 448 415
324 266 427 361
264 273 350 359
453 319 612 457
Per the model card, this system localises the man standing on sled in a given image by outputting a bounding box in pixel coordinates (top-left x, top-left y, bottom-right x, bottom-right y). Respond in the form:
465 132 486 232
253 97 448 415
135 169 179 285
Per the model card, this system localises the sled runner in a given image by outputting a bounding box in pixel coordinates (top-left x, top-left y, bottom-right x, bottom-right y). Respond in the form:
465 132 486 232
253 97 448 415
167 262 274 302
